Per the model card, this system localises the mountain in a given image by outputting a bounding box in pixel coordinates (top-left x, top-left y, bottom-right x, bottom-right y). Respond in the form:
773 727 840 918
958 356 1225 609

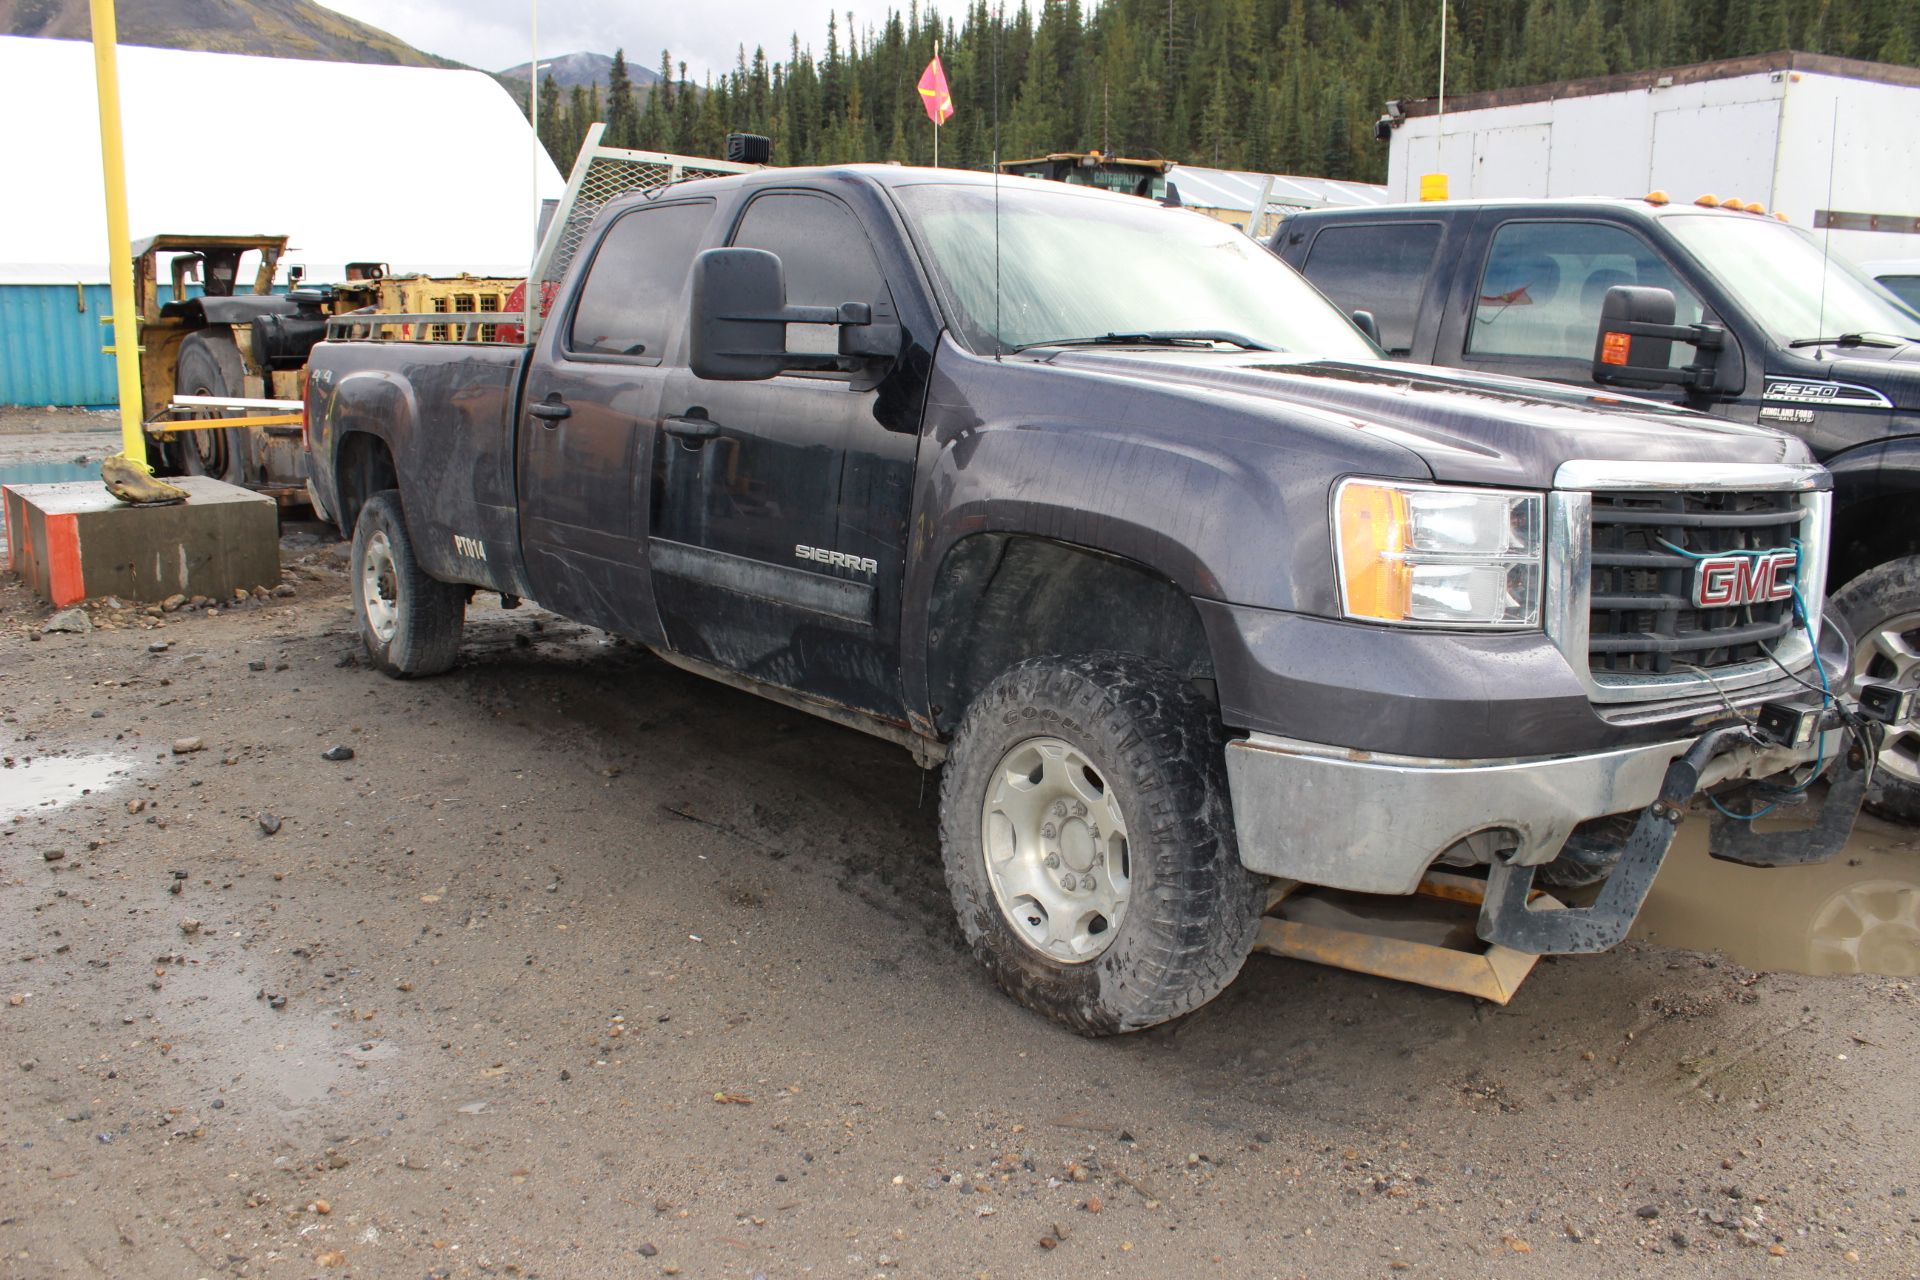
0 0 458 67
497 50 661 89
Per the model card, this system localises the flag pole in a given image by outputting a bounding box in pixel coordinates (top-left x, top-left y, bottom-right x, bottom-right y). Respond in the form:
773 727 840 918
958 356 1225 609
933 39 940 168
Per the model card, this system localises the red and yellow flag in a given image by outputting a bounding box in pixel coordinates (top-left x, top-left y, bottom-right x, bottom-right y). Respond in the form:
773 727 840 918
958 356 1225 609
917 54 954 125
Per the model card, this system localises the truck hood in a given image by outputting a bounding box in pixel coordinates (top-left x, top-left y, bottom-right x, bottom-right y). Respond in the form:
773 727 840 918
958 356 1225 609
1821 348 1920 413
1036 350 1811 488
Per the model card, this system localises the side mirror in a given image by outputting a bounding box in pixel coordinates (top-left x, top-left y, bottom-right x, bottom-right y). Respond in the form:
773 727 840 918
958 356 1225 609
689 247 900 382
1350 309 1382 349
690 248 791 381
1592 285 1740 398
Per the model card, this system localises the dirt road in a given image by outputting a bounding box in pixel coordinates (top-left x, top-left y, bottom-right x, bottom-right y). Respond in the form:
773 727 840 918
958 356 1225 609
2 452 1917 1277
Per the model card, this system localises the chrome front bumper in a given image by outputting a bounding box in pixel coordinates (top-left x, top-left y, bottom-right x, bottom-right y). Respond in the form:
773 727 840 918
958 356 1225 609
1223 722 1845 895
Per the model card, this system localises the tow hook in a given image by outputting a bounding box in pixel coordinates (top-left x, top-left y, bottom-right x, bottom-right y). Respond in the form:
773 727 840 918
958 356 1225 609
1477 717 1870 955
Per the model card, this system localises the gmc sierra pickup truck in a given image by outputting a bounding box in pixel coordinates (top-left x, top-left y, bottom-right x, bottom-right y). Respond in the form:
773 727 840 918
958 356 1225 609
305 167 1877 1034
1272 196 1920 821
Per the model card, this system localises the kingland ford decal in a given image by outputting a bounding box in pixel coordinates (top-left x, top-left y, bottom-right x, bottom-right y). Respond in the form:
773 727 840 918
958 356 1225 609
1763 378 1893 409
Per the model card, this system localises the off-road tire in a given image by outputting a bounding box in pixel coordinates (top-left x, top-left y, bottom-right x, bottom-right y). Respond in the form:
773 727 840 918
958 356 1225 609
939 652 1266 1035
170 331 249 485
350 490 465 678
1833 556 1920 825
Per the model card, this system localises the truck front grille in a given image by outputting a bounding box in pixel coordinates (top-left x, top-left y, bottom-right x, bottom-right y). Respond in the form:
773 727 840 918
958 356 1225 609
1587 489 1805 677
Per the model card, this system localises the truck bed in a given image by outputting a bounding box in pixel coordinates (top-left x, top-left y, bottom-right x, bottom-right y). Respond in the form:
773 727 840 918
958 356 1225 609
306 338 534 597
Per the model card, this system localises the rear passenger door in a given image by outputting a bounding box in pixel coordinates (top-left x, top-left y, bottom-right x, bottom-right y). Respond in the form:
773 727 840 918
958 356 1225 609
1294 219 1449 360
519 197 717 640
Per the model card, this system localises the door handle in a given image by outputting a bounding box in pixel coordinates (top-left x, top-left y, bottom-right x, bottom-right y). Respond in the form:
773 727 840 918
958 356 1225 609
664 413 720 443
529 395 571 423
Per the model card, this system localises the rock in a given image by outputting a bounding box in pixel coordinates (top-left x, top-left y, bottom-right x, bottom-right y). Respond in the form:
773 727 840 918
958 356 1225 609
1636 1204 1661 1219
309 1199 331 1215
148 641 169 653
172 737 205 754
232 587 249 602
638 1243 659 1258
315 1251 345 1268
162 594 186 612
42 849 64 862
248 659 267 672
179 919 201 936
42 608 92 635
126 798 146 814
267 994 287 1010
321 745 355 762
257 813 282 836
272 584 296 598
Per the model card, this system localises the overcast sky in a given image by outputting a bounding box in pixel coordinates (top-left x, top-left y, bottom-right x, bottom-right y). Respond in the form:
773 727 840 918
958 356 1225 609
317 1 891 80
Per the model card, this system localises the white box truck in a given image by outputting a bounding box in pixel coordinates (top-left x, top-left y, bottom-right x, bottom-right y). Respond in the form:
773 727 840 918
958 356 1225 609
1378 52 1920 264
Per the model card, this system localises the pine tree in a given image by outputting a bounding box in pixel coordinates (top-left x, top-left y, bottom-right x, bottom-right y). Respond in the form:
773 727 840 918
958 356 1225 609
606 49 638 147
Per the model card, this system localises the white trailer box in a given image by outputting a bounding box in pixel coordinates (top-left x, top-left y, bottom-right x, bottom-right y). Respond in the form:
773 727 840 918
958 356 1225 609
1381 52 1920 263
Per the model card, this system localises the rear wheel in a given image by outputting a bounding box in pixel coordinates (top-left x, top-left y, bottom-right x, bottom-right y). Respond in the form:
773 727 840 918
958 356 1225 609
939 652 1265 1035
1833 556 1920 824
170 331 249 485
350 490 465 677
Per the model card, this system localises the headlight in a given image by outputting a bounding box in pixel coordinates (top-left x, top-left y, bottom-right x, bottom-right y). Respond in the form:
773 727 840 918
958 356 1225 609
1334 479 1544 628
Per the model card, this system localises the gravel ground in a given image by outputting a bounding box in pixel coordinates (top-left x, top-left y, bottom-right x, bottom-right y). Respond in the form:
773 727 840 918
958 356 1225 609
1 444 1917 1278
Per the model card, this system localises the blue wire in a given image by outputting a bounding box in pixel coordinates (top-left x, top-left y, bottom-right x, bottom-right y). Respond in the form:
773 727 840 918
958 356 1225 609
1651 536 1829 821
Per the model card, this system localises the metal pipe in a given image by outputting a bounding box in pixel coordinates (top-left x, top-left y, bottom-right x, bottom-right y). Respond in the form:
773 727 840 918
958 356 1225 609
88 0 148 470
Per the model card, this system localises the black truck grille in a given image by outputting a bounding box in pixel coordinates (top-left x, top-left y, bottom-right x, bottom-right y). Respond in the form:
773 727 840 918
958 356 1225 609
1588 490 1805 678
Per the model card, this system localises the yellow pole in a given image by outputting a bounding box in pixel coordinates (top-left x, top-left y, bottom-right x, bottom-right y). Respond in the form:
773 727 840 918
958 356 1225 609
89 0 150 472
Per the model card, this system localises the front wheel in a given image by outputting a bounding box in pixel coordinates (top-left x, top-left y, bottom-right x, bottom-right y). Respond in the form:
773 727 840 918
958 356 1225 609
350 490 465 677
1833 556 1920 825
938 652 1265 1035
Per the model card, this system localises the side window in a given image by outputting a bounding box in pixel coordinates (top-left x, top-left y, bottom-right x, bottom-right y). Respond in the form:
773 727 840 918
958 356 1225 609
731 191 891 357
1467 221 1703 367
567 199 714 360
1300 222 1443 357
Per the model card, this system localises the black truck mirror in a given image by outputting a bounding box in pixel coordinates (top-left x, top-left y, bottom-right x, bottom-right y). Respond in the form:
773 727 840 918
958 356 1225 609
690 247 900 382
690 248 792 381
1592 285 1739 398
1350 309 1382 349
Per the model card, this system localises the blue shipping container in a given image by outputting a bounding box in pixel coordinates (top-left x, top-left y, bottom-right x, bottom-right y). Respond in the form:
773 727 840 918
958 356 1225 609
0 282 211 408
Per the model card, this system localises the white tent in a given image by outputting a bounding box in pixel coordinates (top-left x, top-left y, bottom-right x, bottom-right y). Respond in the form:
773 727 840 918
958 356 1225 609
0 36 564 285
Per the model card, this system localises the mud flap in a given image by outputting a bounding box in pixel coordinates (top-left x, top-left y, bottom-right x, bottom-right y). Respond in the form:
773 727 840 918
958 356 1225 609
1707 738 1875 868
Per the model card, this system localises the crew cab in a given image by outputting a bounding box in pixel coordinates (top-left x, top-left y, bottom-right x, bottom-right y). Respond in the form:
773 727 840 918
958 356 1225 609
304 169 1876 1033
1272 197 1920 820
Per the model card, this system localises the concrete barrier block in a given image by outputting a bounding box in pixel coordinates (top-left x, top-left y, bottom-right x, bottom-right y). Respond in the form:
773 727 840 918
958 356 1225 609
3 476 279 606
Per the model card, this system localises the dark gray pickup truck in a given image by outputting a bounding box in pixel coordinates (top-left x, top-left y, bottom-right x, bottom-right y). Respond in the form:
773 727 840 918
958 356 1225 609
304 167 1879 1034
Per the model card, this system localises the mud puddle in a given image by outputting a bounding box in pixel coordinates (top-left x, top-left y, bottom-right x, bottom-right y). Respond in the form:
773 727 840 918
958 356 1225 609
1 745 141 821
1633 815 1920 976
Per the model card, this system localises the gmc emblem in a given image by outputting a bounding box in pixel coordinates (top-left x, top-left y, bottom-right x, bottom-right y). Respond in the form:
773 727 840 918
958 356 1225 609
1693 550 1797 609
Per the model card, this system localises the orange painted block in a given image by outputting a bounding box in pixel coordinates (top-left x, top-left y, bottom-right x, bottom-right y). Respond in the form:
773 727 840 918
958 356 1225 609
3 477 277 606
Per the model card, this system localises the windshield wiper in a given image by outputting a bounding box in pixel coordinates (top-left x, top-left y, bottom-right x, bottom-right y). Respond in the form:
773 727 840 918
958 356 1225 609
1785 332 1908 349
1013 330 1277 353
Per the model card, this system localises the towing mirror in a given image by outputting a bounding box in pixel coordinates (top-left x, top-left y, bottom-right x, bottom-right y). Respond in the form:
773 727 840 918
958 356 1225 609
689 247 902 382
1592 285 1741 398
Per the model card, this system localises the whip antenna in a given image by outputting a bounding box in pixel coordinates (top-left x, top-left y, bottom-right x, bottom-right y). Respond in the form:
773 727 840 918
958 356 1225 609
1815 98 1838 347
993 2 1002 358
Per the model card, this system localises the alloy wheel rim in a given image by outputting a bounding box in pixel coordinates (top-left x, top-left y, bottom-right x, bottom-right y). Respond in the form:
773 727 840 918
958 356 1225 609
362 530 400 644
1849 611 1920 788
980 736 1132 963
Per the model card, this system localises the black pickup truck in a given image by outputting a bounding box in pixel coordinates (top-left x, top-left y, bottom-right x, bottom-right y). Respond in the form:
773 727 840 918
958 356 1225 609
304 167 1876 1034
1272 197 1920 820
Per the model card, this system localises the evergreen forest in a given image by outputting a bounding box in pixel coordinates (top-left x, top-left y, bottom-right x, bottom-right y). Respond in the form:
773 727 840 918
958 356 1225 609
528 0 1920 181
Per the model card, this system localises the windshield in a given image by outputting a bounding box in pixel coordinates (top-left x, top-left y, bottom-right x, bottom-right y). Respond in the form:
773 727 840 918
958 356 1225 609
892 182 1378 359
1663 213 1920 346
